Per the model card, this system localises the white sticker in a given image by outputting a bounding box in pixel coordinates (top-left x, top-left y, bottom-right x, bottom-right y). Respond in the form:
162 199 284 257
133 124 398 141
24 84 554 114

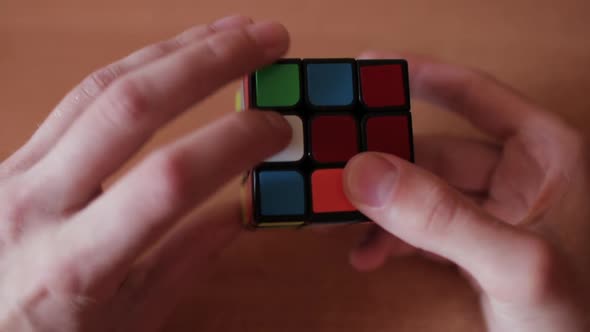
266 115 304 162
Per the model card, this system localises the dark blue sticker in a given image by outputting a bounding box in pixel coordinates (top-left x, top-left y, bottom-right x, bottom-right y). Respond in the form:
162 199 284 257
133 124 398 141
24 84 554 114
306 63 354 107
259 170 306 216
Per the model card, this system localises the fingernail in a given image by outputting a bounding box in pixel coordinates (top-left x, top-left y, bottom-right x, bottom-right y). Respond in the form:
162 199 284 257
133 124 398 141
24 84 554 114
210 15 253 30
346 154 398 207
247 21 289 56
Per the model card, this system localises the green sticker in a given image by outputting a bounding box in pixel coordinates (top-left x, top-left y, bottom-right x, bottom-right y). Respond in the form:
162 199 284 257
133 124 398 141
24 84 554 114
255 63 300 107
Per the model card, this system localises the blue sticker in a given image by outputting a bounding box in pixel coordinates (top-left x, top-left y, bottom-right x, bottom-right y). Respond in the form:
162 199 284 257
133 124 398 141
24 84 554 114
306 63 354 107
259 170 306 216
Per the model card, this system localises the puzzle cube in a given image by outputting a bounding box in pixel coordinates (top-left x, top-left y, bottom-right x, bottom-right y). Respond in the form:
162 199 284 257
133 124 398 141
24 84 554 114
236 58 413 228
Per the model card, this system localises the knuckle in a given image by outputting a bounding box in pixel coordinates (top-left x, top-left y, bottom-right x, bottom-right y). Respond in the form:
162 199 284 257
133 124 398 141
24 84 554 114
138 39 181 59
204 28 256 61
81 65 121 97
419 184 461 235
101 78 150 127
176 24 211 43
43 259 83 295
0 180 37 243
0 204 26 244
145 150 190 206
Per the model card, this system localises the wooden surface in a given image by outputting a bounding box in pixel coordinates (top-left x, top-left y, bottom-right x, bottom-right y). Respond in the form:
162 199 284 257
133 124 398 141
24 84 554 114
2 0 590 331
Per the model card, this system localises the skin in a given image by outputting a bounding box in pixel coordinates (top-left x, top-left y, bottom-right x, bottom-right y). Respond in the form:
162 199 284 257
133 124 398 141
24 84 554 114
345 52 590 331
0 15 292 331
0 15 587 332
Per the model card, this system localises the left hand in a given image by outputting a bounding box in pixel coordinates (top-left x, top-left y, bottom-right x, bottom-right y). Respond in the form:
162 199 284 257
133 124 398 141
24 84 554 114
0 15 290 331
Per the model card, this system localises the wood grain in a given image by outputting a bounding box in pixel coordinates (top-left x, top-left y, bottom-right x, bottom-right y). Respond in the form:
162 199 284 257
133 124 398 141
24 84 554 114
1 0 589 331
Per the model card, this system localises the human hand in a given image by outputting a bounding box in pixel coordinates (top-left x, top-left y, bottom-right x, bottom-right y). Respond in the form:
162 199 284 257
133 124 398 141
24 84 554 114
344 52 590 331
0 15 290 331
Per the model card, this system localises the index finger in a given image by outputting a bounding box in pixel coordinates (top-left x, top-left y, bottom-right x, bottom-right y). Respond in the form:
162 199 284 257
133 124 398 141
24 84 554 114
58 111 291 293
359 51 547 140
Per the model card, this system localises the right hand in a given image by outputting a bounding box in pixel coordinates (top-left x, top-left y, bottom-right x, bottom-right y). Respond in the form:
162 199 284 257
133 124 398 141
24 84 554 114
344 51 590 332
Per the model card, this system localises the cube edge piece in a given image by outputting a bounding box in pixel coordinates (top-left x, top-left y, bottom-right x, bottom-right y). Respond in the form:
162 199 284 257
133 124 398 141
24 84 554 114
302 58 358 111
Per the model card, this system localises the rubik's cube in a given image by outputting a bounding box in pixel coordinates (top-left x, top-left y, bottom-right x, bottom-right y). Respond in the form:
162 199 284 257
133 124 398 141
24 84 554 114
236 58 413 228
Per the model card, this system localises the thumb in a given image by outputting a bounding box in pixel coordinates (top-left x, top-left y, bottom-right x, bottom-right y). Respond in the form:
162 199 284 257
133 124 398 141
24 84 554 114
344 152 557 303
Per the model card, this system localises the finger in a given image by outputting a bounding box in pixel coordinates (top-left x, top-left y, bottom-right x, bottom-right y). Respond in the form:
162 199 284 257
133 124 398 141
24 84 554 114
414 135 501 193
359 51 582 221
58 111 290 293
30 20 289 209
317 134 499 271
121 198 242 331
359 51 549 140
3 15 253 175
349 134 499 271
112 195 243 332
419 250 451 265
350 225 415 272
349 189 489 272
344 152 561 303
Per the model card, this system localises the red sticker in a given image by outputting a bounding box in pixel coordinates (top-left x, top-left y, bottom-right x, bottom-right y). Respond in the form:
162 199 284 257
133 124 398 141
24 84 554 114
311 169 356 213
360 64 406 108
366 115 412 160
311 115 359 163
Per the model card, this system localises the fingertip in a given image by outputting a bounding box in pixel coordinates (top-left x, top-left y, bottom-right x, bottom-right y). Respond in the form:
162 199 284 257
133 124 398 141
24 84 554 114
228 111 291 163
344 153 399 208
261 110 290 131
262 111 292 146
246 21 290 58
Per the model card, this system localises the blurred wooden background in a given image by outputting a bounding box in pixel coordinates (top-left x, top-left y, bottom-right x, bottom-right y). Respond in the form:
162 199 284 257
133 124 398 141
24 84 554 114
2 0 590 331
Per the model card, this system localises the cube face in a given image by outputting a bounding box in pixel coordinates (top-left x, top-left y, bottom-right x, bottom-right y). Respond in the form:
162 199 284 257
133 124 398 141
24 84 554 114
239 58 413 228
